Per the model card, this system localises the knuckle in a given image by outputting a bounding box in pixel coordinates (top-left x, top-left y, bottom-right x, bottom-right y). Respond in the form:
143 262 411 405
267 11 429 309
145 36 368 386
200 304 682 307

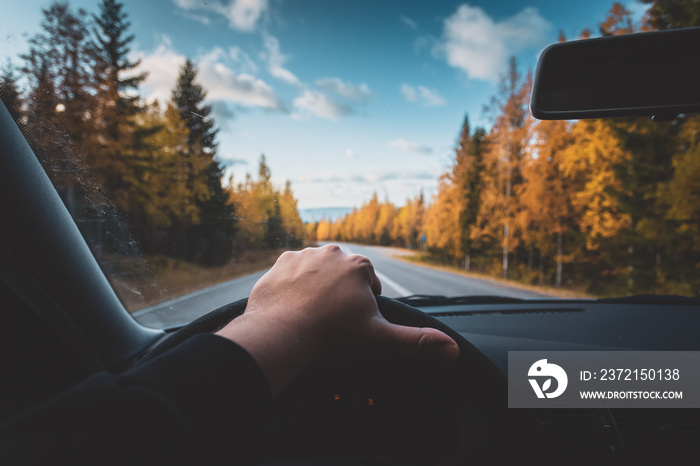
415 331 431 353
324 243 342 253
278 250 296 261
350 254 372 267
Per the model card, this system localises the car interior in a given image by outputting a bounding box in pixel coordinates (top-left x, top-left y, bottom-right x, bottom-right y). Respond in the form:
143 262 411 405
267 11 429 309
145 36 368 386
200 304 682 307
1 11 700 466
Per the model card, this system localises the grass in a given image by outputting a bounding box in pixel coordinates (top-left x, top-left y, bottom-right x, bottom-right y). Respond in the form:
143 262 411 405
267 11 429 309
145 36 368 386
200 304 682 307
396 250 596 299
102 248 287 312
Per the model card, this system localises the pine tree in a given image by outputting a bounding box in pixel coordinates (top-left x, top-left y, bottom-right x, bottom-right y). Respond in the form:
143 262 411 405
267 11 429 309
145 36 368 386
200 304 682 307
279 180 305 247
24 58 63 172
0 63 24 128
452 116 486 269
172 58 217 152
91 0 147 212
465 128 485 268
20 3 99 218
22 2 97 154
93 0 145 118
375 199 397 246
358 192 381 243
641 0 700 30
395 192 424 249
171 58 238 263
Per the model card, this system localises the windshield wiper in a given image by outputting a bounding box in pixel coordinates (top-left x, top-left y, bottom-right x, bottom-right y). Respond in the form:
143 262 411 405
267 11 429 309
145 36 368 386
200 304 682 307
596 294 700 305
396 294 526 307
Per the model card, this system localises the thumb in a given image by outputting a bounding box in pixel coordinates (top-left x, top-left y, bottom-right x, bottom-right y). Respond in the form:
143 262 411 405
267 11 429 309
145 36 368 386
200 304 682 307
376 320 460 361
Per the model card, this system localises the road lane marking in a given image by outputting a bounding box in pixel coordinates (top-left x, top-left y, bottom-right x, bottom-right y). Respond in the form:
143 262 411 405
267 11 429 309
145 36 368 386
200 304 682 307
374 270 413 297
337 243 413 297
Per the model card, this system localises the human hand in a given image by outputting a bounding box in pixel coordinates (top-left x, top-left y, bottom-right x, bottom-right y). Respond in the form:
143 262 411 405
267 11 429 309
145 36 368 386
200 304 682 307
216 244 459 396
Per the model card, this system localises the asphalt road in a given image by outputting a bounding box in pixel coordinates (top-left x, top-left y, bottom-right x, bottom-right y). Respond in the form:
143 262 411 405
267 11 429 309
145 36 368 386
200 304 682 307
133 242 548 328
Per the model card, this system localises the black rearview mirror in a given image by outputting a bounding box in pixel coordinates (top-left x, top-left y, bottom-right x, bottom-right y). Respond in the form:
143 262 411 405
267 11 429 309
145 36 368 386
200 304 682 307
531 27 700 120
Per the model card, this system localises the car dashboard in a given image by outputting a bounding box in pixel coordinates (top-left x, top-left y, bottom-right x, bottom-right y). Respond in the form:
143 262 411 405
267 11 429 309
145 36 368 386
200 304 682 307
420 299 700 463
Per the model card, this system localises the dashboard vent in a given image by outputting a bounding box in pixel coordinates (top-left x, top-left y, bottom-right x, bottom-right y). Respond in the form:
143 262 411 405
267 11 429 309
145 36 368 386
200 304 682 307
533 408 609 455
429 308 585 318
612 408 700 459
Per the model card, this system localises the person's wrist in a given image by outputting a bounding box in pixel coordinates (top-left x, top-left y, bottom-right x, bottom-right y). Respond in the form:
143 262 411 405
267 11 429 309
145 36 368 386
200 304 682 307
215 309 323 397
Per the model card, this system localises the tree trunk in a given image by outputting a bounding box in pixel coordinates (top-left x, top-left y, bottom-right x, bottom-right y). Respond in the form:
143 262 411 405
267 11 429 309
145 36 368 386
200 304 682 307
502 224 509 279
465 251 470 271
555 231 563 288
503 166 511 279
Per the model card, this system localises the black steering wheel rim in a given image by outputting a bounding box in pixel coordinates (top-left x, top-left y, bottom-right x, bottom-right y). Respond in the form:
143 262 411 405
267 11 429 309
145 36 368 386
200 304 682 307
137 295 543 464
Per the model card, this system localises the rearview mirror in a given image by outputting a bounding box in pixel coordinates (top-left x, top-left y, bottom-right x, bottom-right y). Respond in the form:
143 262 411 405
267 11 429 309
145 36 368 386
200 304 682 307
531 27 700 120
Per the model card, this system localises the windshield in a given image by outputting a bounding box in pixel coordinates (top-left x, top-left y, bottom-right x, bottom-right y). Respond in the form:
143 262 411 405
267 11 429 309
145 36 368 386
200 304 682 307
1 0 697 328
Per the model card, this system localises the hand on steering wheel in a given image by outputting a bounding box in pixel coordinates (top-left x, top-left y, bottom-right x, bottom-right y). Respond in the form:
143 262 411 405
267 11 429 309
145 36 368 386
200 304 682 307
137 245 539 465
215 244 459 397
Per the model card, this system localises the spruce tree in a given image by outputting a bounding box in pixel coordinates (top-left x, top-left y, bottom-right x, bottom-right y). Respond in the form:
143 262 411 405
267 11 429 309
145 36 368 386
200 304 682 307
90 0 149 218
93 0 145 118
0 63 24 128
172 58 218 151
172 58 237 264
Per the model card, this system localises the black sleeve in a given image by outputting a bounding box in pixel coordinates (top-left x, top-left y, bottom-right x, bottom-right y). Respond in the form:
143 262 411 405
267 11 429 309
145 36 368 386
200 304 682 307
0 334 272 465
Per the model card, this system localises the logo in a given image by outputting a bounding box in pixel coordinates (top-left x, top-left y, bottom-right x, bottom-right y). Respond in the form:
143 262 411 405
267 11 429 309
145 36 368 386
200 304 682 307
528 359 568 399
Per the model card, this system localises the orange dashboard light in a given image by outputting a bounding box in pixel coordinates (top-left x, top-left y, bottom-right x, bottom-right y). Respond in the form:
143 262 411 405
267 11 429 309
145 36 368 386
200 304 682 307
333 394 341 401
367 398 374 406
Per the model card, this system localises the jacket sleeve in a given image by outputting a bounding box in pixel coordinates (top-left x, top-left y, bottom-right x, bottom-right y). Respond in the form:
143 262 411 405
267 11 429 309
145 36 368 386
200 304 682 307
0 333 272 465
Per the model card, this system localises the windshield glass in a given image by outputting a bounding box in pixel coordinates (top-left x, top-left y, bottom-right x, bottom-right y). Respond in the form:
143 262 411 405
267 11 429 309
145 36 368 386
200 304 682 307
2 0 697 328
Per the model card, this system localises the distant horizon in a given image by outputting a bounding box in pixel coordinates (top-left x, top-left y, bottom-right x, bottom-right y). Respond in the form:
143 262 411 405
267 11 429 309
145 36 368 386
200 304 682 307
298 206 355 223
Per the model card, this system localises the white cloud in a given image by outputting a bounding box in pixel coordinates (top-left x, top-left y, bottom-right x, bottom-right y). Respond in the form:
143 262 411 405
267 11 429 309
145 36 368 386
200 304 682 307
433 4 551 82
400 84 417 102
400 15 418 29
137 44 184 104
199 64 284 110
388 139 433 155
229 46 258 75
210 100 235 125
400 84 446 106
136 39 285 111
345 149 356 158
172 0 268 32
261 34 300 85
315 78 374 102
292 90 351 120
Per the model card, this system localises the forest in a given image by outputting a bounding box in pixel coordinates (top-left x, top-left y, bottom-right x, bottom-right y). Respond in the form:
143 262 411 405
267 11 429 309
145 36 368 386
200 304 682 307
2 1 700 300
307 2 700 297
0 0 305 274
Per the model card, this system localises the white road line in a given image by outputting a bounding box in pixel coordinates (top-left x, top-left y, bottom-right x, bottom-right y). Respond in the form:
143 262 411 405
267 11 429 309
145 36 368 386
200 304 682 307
336 243 355 255
374 270 413 297
336 243 413 297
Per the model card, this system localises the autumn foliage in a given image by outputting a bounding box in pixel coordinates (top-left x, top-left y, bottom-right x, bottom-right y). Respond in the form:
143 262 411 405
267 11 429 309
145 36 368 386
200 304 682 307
307 3 700 296
0 0 304 269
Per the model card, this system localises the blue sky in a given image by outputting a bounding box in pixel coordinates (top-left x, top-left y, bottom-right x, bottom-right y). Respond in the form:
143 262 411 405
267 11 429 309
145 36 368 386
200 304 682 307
2 0 649 209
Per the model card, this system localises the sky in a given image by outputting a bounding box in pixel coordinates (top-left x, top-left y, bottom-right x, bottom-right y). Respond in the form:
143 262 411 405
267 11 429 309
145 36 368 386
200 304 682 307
1 0 650 209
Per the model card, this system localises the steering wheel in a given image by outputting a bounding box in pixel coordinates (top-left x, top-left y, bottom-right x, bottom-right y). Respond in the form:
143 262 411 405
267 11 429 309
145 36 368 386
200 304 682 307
139 295 543 464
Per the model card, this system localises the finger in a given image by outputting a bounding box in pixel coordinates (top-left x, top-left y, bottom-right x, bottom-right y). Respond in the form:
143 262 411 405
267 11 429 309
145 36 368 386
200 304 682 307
365 261 382 296
375 320 460 360
351 254 381 295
